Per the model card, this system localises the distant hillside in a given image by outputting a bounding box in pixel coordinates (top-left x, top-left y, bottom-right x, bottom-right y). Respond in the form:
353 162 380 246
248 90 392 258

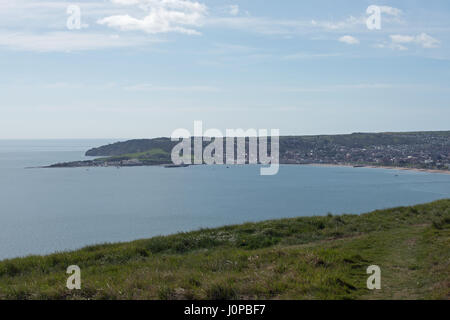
86 131 450 156
83 131 450 170
86 138 178 157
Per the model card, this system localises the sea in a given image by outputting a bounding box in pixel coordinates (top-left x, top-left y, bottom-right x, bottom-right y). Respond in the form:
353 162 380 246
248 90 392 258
0 139 449 260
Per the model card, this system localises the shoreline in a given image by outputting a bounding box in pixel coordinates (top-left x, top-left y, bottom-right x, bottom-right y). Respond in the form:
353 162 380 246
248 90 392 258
303 163 450 175
37 161 450 175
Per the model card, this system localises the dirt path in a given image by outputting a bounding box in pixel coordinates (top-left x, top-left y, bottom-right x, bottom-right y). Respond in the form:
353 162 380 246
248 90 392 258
360 224 448 300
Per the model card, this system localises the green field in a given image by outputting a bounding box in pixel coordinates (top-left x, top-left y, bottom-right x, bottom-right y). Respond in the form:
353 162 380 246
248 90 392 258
0 200 449 300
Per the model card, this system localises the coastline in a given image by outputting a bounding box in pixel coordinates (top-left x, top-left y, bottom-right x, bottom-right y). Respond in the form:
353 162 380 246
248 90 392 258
40 160 450 175
303 163 450 175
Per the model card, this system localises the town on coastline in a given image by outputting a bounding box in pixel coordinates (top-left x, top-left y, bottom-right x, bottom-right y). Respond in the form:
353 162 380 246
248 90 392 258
46 131 450 172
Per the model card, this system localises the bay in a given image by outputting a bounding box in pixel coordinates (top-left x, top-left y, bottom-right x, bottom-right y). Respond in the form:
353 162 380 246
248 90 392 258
0 140 449 260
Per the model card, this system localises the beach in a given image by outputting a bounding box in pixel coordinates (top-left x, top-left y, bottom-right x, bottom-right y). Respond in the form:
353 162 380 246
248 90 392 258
303 163 450 175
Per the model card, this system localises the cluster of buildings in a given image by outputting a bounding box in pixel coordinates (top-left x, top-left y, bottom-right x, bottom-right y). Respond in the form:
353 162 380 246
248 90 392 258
280 134 450 170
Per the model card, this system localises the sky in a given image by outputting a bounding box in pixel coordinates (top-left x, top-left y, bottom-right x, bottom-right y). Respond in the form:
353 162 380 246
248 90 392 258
0 0 449 139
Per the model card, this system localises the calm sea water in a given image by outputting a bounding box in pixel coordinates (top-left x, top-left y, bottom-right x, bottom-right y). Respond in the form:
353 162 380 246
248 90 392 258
0 140 449 260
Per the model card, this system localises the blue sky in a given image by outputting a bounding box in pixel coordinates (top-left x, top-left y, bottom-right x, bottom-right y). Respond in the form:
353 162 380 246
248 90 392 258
0 0 449 139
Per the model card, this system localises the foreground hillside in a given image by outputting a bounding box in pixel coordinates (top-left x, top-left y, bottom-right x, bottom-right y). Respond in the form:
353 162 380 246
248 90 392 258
0 200 449 300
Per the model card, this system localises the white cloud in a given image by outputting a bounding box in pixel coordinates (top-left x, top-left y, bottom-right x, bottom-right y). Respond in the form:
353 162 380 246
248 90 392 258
208 14 372 36
99 0 207 35
124 83 220 92
375 42 407 51
314 16 365 30
390 34 415 43
390 33 440 49
415 33 441 48
283 52 341 60
380 6 402 17
111 0 141 4
111 0 205 11
392 44 408 51
207 16 352 36
278 83 421 93
0 32 156 52
338 35 359 45
207 6 406 36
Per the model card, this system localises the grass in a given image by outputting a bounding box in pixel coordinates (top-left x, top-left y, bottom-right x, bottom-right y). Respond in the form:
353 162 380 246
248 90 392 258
98 148 171 163
113 148 170 159
0 200 449 300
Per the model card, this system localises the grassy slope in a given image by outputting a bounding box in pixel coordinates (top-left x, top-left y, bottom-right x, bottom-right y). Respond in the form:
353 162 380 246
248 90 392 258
0 200 449 300
99 148 172 165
